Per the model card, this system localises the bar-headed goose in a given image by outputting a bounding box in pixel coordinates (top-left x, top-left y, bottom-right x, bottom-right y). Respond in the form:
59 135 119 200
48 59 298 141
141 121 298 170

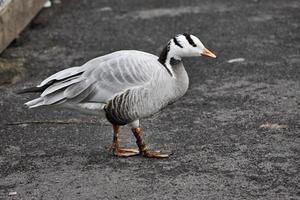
22 33 216 158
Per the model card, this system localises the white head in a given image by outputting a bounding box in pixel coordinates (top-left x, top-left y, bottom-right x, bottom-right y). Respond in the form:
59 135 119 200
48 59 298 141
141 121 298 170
158 33 216 76
171 33 216 58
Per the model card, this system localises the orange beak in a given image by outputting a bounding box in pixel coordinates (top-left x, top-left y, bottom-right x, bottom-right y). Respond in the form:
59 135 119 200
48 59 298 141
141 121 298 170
201 48 216 58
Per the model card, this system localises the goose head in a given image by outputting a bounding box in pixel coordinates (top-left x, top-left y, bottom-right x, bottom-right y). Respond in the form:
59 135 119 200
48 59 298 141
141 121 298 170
173 33 216 58
158 33 216 76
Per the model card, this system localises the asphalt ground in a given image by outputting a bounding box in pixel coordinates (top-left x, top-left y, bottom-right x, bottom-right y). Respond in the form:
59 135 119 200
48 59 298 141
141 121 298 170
0 0 299 199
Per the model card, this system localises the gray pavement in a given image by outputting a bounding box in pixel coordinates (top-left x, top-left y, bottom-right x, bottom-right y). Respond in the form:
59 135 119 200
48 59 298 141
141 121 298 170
0 0 299 199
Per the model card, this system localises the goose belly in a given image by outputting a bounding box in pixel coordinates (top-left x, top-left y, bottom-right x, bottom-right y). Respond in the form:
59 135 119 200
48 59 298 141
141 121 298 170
62 102 106 116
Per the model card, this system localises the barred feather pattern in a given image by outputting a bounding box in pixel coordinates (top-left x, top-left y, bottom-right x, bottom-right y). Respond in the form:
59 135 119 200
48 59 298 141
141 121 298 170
104 61 189 125
25 50 189 123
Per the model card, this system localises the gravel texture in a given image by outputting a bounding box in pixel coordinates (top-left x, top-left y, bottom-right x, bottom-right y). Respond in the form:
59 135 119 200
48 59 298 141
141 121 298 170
0 0 299 199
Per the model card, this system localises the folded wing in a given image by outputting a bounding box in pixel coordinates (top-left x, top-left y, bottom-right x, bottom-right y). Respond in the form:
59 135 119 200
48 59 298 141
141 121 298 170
25 51 161 108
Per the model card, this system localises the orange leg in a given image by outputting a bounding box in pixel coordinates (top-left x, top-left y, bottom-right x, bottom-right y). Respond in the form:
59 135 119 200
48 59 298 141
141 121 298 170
132 127 169 158
110 125 139 157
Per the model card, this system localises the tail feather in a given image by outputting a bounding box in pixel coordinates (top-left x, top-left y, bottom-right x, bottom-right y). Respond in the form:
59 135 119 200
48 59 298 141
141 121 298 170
16 85 48 94
25 97 44 108
21 66 87 108
38 67 84 87
43 90 66 105
41 76 83 97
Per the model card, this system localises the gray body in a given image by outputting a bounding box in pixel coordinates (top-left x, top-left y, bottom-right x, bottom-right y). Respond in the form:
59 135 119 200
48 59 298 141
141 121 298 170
25 50 189 125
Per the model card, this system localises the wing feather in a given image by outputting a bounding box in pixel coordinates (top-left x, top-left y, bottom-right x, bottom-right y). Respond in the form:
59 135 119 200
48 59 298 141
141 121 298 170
37 66 84 87
63 79 88 98
36 51 128 87
25 50 164 108
41 76 83 97
83 54 159 103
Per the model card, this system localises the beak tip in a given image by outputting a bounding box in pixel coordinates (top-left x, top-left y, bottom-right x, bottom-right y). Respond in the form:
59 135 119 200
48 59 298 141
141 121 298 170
210 54 217 58
201 48 216 59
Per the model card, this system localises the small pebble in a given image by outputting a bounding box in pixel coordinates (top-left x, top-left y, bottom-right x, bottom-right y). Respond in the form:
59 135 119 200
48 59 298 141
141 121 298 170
43 0 52 8
9 191 17 196
99 7 112 12
260 123 288 129
227 58 245 63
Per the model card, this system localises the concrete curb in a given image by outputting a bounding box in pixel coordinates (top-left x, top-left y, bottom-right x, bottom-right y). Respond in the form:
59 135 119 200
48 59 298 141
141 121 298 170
0 0 44 54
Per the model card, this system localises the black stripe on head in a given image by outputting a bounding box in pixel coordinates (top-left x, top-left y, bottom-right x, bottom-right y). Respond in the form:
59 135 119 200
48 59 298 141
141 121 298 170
158 41 170 65
183 33 197 47
170 57 181 66
173 37 183 48
158 41 173 77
